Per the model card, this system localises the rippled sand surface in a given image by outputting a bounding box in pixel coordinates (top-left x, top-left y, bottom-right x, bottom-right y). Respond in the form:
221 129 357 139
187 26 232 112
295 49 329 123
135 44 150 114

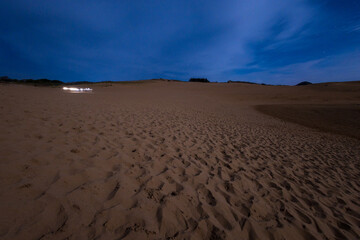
0 81 359 239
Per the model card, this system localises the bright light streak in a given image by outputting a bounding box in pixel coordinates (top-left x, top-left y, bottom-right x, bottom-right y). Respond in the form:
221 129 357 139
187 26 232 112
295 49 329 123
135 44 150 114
62 87 92 92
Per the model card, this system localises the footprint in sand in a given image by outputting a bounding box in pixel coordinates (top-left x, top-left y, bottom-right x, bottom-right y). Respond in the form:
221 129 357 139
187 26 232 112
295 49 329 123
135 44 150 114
197 184 217 206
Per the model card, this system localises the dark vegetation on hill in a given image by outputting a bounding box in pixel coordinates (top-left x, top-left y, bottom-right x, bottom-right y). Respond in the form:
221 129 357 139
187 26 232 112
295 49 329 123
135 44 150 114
296 81 312 86
0 76 64 86
228 80 255 84
189 78 210 83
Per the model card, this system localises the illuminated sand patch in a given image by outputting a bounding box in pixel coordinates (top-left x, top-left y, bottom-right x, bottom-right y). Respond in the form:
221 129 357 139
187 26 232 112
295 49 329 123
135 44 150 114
62 87 92 93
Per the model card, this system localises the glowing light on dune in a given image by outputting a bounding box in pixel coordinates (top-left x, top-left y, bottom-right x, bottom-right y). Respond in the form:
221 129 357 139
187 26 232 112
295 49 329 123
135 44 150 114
62 87 92 92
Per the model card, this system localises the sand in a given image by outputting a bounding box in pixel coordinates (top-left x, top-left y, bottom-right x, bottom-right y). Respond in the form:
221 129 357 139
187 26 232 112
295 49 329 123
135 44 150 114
255 104 360 140
0 81 359 240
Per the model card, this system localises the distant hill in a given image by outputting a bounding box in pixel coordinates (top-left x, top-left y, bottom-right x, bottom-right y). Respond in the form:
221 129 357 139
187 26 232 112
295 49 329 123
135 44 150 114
2 76 358 87
0 76 185 86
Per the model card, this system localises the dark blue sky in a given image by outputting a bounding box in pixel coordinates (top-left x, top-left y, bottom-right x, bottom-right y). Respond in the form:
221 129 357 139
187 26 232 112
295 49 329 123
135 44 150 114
1 0 359 84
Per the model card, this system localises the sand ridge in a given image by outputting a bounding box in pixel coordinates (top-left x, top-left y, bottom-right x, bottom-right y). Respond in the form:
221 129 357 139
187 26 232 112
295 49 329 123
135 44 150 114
0 82 359 239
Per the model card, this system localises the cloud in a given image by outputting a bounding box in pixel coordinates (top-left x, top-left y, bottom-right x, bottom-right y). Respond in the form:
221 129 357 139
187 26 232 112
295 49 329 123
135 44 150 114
230 51 360 85
0 0 359 84
348 24 360 33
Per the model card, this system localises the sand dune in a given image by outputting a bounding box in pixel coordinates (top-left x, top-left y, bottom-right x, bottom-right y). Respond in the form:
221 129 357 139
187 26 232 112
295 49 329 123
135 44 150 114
0 81 359 240
255 104 360 140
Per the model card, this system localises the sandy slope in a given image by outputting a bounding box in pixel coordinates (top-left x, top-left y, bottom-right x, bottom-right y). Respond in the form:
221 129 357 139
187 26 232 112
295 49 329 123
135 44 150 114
0 81 359 240
255 104 360 140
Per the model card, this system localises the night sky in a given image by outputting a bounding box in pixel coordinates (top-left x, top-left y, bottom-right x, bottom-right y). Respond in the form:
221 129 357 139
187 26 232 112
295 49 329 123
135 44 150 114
1 1 359 84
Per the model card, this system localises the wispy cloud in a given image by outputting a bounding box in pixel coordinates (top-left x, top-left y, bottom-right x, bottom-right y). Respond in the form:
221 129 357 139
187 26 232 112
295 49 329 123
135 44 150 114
348 24 360 33
0 0 359 83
